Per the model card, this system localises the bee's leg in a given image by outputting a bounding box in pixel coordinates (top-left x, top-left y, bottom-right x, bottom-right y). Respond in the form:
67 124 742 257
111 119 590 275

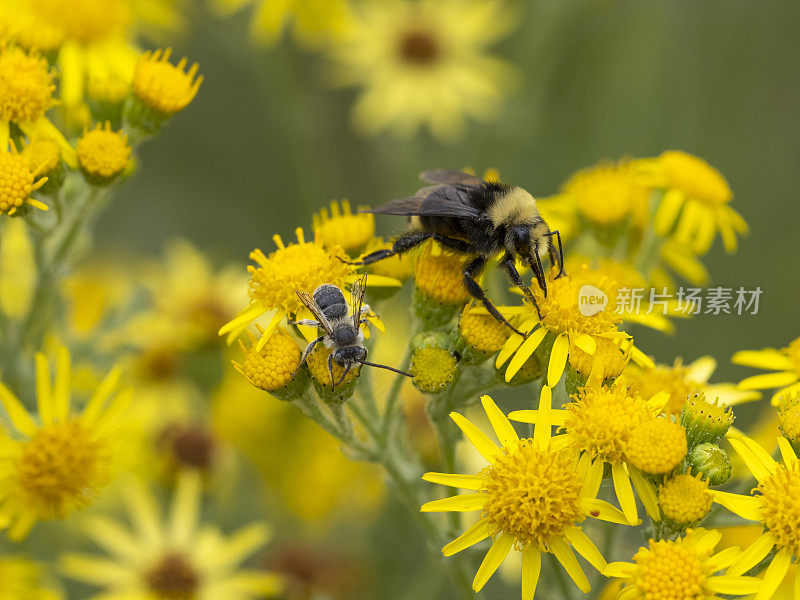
532 251 548 298
328 353 335 387
546 230 566 278
292 336 325 377
346 232 432 265
463 257 526 337
287 319 321 328
503 254 543 320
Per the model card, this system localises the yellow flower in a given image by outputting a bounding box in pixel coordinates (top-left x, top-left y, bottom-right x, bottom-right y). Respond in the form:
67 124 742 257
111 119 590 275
0 346 132 539
219 227 398 349
133 47 203 116
306 344 360 387
511 380 667 524
495 268 653 387
414 241 472 305
623 355 760 416
778 392 800 447
708 434 800 600
625 417 687 475
327 0 516 140
76 121 131 183
656 238 710 287
0 556 61 600
422 391 632 597
0 218 36 318
639 150 748 254
60 471 284 600
211 0 352 47
234 326 301 391
733 336 800 405
313 199 374 253
410 347 457 393
658 473 712 526
361 236 414 281
568 335 631 383
604 528 762 600
459 308 511 354
0 140 49 215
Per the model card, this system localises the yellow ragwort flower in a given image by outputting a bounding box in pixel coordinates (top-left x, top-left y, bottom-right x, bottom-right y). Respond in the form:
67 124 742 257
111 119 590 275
708 433 800 600
328 0 516 140
568 335 631 383
0 140 48 215
640 150 748 254
496 268 653 387
410 347 457 393
625 417 687 476
459 308 510 354
0 346 131 539
313 199 375 253
0 556 60 600
60 471 284 600
234 326 301 391
361 236 415 281
658 473 712 526
733 335 800 405
511 380 667 524
604 528 762 600
76 121 131 183
414 241 471 305
306 344 360 388
778 392 800 447
422 391 633 598
133 48 203 116
23 136 61 177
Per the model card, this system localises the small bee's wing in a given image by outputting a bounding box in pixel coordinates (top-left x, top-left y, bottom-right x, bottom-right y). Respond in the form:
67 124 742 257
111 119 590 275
420 169 485 187
350 274 368 329
295 291 333 335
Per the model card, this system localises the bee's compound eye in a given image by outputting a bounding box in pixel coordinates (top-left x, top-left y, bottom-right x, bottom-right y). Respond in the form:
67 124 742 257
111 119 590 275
511 226 531 255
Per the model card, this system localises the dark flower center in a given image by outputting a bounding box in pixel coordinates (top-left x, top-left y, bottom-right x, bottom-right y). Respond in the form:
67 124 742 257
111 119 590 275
146 553 199 600
398 29 440 64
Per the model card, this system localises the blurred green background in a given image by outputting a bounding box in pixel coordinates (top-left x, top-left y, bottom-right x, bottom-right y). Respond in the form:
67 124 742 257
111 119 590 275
89 2 800 597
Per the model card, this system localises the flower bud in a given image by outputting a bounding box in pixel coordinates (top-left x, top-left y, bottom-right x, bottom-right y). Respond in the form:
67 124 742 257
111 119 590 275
409 332 458 394
688 443 732 486
681 392 734 448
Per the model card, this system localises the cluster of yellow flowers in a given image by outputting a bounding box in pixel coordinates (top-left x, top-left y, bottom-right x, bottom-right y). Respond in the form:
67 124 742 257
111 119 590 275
220 155 800 600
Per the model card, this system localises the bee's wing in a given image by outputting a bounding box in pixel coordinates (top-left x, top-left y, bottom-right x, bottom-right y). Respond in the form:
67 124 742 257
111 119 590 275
350 274 368 329
420 169 486 187
366 184 483 219
295 291 333 335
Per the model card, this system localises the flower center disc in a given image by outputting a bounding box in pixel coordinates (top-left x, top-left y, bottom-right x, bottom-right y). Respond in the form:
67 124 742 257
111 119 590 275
398 29 440 65
146 553 199 600
758 461 800 557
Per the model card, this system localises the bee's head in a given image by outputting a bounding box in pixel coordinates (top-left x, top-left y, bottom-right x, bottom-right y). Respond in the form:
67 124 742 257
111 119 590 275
507 225 533 258
332 345 366 366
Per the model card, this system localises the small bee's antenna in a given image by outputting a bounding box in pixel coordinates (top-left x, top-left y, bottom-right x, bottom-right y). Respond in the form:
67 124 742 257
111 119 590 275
359 360 412 378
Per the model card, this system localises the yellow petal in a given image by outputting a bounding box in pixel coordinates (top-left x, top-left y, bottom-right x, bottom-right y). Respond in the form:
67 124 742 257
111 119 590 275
711 491 762 523
574 334 596 354
357 273 402 287
481 395 518 447
420 493 489 513
563 526 606 572
653 188 685 236
422 473 485 490
504 327 547 381
496 318 539 368
728 533 776 577
522 546 542 600
0 382 37 436
731 349 794 371
53 345 71 421
35 353 53 426
82 366 121 424
737 371 799 391
727 435 777 480
629 467 660 520
611 463 638 525
442 518 491 556
547 334 569 387
581 499 639 526
777 436 798 466
580 458 604 499
449 412 499 461
604 561 637 579
550 536 590 593
472 533 514 592
706 576 763 595
686 355 717 384
755 548 792 600
507 409 568 426
534 385 553 445
256 310 287 351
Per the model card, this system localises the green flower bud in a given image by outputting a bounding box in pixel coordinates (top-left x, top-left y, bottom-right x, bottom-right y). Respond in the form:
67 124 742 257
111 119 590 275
681 392 734 448
688 443 732 486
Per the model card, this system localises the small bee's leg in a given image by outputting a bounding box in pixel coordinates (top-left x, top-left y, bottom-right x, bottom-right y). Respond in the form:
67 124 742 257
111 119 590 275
546 230 566 278
328 353 335 387
287 319 321 328
503 254 543 320
346 231 432 265
463 257 525 337
292 336 325 377
335 362 352 387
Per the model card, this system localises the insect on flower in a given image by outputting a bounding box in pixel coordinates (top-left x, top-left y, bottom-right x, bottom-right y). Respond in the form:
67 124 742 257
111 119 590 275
353 169 565 334
290 274 411 386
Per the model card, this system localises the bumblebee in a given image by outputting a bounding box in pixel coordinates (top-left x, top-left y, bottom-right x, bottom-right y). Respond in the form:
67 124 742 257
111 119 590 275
290 275 411 386
354 170 565 334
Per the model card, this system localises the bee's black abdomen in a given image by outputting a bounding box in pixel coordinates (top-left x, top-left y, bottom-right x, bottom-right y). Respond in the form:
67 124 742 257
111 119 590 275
314 284 348 320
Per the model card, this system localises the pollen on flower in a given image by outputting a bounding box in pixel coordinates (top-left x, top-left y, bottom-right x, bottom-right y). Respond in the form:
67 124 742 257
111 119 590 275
562 160 649 227
459 309 510 353
535 269 621 336
632 534 710 600
564 384 651 463
481 439 584 548
0 46 56 123
247 228 353 315
17 421 106 519
307 345 360 387
146 552 199 600
410 347 457 393
568 336 630 381
757 460 800 556
76 122 131 183
313 199 375 252
657 151 732 206
625 418 687 475
778 393 800 445
234 327 301 391
133 48 203 116
0 142 48 214
414 242 471 305
658 473 711 525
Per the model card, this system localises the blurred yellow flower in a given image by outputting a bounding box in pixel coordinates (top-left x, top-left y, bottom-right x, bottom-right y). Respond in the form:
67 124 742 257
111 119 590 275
313 199 374 253
133 47 203 116
61 471 284 600
657 472 712 526
0 140 49 215
212 0 352 47
639 150 748 254
422 392 630 597
76 121 131 183
604 528 761 600
414 241 471 305
733 336 800 405
0 218 35 318
0 346 132 539
234 325 301 391
328 0 517 140
0 556 61 600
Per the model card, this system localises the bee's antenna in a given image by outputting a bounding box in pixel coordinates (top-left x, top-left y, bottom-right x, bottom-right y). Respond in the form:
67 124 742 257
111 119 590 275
359 360 412 378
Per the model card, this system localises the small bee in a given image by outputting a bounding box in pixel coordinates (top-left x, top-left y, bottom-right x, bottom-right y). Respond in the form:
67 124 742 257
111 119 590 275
290 275 411 386
353 169 565 335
